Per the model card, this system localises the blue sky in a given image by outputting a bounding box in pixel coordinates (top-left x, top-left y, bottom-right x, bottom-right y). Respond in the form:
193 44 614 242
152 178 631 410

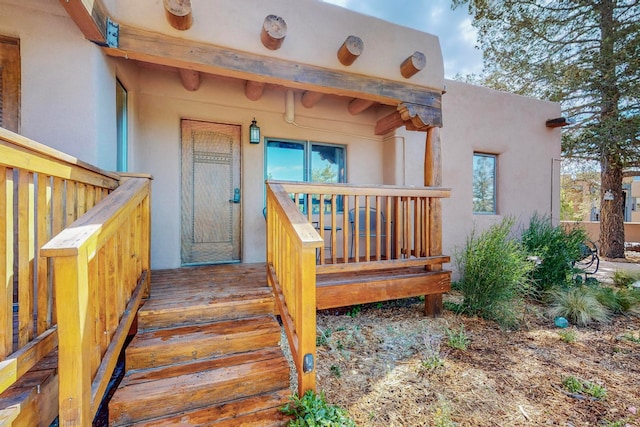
321 0 483 78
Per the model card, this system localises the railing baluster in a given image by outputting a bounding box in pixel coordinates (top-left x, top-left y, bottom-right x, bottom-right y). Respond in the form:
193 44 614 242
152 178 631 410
318 194 325 264
37 174 52 334
375 196 381 261
331 195 337 264
17 170 35 347
413 197 422 258
342 195 349 264
385 196 392 261
353 196 360 262
0 166 14 358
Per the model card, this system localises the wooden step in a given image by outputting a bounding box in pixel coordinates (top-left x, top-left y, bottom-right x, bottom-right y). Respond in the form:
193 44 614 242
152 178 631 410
139 273 275 329
109 350 290 426
129 389 291 426
126 316 282 370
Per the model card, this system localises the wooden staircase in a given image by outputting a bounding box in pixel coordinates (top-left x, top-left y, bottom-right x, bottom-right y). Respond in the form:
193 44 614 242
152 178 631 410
108 264 292 426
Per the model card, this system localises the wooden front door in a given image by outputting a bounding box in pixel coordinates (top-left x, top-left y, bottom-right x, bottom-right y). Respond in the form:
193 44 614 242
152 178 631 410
181 120 241 265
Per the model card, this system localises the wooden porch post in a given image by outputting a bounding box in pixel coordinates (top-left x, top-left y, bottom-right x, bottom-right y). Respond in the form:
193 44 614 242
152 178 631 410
424 127 444 316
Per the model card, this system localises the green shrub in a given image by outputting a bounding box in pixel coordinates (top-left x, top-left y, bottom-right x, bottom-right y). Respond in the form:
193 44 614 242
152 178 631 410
454 217 532 328
281 391 356 427
521 214 587 294
547 287 609 326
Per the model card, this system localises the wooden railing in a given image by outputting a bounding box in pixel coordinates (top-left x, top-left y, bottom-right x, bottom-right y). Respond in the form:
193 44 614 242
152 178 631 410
0 127 119 397
0 127 151 426
266 181 450 395
265 182 323 396
278 181 451 271
42 175 151 426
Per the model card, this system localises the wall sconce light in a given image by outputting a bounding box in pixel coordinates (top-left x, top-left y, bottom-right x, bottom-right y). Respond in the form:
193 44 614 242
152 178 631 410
249 118 261 144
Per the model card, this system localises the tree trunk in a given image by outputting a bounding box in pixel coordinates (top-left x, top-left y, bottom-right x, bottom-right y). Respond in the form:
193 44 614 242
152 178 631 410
599 155 625 258
597 0 625 259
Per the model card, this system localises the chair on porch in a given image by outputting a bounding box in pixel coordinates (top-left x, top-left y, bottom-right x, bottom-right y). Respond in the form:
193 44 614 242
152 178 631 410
349 207 386 259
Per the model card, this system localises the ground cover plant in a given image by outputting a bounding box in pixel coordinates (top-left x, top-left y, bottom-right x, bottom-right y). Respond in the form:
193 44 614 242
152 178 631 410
282 390 356 427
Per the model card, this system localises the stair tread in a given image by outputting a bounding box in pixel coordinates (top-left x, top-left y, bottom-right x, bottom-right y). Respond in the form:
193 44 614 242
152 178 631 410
128 389 291 427
126 316 282 369
124 347 285 385
110 356 290 425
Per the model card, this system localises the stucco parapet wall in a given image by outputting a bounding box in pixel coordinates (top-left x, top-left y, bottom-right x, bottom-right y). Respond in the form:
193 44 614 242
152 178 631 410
107 0 445 93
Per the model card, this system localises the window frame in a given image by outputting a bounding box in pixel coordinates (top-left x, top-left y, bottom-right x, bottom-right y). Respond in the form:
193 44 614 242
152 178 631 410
264 138 347 184
0 35 21 132
264 138 347 213
472 152 497 215
116 78 128 172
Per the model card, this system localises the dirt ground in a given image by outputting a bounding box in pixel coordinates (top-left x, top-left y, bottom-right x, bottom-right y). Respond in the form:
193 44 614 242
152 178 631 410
300 260 640 426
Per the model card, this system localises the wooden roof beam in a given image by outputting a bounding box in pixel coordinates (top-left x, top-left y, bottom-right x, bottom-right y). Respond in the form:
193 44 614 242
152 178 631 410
301 91 324 108
245 80 266 101
375 111 404 135
103 24 443 114
58 0 109 44
261 15 287 50
337 35 364 66
178 68 200 91
400 51 426 79
348 98 374 115
164 0 193 31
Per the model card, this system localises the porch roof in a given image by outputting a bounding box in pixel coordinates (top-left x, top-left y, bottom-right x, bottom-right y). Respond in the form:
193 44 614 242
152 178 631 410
60 0 445 132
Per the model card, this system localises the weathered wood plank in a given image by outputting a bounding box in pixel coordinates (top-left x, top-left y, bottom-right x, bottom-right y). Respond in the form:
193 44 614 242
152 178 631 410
58 0 108 44
109 357 289 426
131 389 290 427
316 270 451 310
104 25 443 109
126 316 280 370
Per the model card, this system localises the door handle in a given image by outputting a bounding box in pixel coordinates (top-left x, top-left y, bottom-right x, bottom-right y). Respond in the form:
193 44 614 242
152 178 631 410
229 188 241 203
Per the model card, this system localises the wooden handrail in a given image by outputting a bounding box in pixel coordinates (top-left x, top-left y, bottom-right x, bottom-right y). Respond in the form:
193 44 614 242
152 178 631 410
0 126 121 401
41 177 151 426
266 182 322 396
271 180 450 266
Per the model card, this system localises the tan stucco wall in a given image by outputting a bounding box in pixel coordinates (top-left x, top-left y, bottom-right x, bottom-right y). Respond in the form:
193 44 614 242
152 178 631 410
107 0 445 93
437 80 562 263
0 0 120 170
133 67 386 267
561 221 640 245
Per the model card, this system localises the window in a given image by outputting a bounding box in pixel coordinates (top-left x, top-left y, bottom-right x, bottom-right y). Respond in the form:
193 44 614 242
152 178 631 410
266 139 346 213
473 153 496 214
116 79 128 172
266 139 345 183
0 36 21 132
